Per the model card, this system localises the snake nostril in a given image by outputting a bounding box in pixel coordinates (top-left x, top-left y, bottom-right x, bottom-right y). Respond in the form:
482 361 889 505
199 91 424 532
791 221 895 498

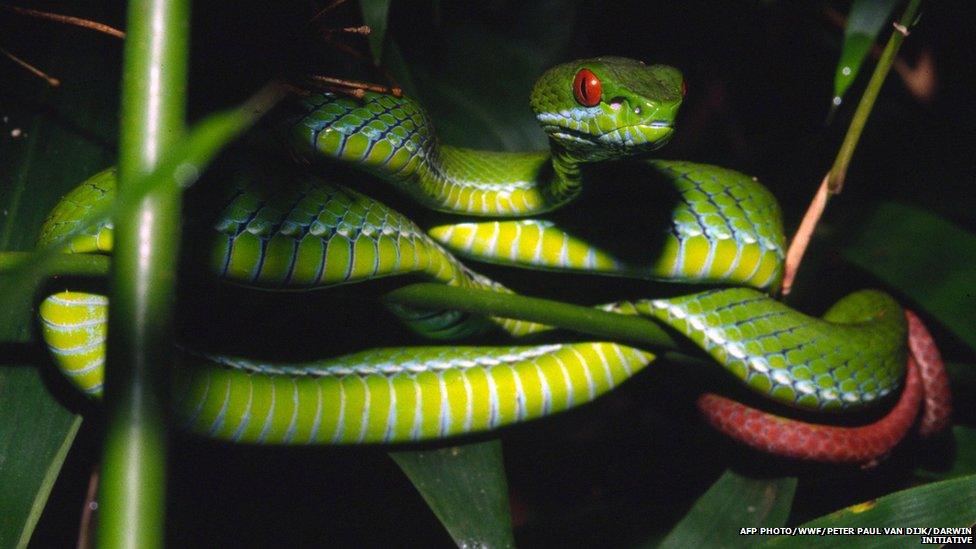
609 97 625 111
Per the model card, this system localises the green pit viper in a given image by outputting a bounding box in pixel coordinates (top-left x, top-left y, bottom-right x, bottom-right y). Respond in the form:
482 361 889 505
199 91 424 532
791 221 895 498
37 57 951 463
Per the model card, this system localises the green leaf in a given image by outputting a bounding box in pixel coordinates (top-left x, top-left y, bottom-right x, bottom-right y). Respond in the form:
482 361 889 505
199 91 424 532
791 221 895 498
832 0 900 107
0 11 120 544
0 85 285 344
360 0 392 63
392 1 581 151
842 202 976 351
0 368 82 549
915 426 976 482
391 440 515 548
761 475 976 548
657 470 797 549
378 6 580 543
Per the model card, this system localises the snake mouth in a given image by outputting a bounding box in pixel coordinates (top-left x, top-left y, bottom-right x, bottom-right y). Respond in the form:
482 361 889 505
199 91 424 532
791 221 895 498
543 122 674 152
596 123 673 145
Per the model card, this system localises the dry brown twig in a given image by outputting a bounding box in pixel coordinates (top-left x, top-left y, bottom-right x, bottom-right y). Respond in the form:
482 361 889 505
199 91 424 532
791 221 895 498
0 4 124 87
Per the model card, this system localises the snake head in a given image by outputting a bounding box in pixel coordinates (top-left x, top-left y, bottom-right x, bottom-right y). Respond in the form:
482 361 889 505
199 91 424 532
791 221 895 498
531 57 684 161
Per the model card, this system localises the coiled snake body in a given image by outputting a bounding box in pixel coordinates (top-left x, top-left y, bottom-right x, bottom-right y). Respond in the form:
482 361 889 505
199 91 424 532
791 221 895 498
38 57 950 462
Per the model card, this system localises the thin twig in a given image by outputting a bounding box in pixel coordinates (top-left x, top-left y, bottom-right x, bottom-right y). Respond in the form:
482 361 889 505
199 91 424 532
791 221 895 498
306 0 348 27
1 46 60 86
306 74 402 97
384 283 681 350
323 25 370 36
77 467 100 549
0 3 125 39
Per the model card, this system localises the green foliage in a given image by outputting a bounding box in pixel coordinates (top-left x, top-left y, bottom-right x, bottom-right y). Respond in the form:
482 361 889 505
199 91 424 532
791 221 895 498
0 0 972 546
0 369 81 548
391 441 515 548
843 202 976 352
832 0 900 107
763 475 976 548
658 470 797 549
360 0 392 62
0 6 118 543
916 426 976 482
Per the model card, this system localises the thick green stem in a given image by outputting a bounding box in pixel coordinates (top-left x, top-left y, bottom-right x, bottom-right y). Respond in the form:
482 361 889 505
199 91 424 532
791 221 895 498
384 283 681 350
98 0 189 547
0 251 110 277
828 0 923 193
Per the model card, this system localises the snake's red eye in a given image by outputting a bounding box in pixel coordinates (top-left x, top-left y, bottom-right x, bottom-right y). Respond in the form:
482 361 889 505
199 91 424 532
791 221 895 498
573 68 602 107
681 80 688 97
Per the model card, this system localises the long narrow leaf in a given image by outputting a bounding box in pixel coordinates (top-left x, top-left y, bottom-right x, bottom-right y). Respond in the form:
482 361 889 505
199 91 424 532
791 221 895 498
0 369 82 548
391 440 516 548
761 475 976 548
832 0 900 107
842 202 976 351
0 15 120 543
657 470 797 549
360 0 392 62
0 84 284 343
915 426 976 482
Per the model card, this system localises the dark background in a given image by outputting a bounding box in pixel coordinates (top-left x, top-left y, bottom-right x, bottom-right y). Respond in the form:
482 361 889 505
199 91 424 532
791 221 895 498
3 1 974 546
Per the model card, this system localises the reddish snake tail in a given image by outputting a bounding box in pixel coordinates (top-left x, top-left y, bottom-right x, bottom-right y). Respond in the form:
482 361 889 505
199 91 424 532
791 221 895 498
697 310 952 464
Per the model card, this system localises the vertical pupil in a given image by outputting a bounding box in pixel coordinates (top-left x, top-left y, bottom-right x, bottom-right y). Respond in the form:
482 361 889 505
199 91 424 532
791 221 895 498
574 69 599 106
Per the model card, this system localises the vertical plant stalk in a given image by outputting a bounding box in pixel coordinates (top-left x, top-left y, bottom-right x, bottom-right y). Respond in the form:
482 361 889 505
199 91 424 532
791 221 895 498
98 0 189 547
826 0 922 193
782 0 923 294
